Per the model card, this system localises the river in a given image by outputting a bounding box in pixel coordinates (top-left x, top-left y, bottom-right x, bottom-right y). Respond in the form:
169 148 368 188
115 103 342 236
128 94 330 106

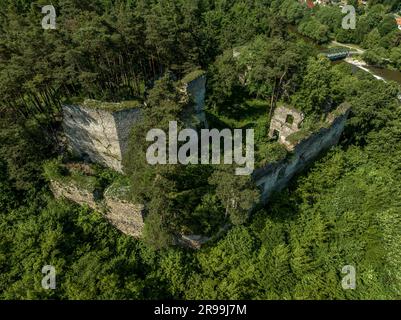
326 45 401 85
364 65 401 85
334 58 401 85
288 25 401 85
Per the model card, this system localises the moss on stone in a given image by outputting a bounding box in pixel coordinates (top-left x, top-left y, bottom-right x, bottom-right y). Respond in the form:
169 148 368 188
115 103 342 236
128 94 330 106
68 170 98 192
181 69 206 84
327 102 351 121
43 159 99 192
62 97 142 112
256 142 288 167
104 176 132 201
286 129 312 145
82 99 142 112
286 102 351 145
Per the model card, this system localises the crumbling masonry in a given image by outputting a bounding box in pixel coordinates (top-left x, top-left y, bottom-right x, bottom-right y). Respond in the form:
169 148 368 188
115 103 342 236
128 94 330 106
53 71 351 248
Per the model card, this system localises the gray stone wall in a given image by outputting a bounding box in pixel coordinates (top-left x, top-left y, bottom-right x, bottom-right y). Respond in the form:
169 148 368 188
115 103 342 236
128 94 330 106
62 102 140 172
50 179 145 238
176 234 211 250
254 103 351 203
182 74 208 128
50 180 98 209
187 74 206 114
113 108 142 160
268 105 305 151
103 191 145 238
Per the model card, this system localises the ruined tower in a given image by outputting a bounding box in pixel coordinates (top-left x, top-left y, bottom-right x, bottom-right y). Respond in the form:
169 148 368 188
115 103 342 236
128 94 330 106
268 105 305 151
62 99 142 172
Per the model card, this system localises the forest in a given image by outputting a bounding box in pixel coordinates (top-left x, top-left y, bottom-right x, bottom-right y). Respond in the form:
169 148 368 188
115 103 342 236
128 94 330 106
0 0 401 300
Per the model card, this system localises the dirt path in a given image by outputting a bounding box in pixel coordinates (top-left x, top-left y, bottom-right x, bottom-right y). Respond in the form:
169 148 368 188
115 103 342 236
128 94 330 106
331 41 365 54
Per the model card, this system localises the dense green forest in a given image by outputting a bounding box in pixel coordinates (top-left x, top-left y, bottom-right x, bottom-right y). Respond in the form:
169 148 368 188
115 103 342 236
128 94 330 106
1 0 401 299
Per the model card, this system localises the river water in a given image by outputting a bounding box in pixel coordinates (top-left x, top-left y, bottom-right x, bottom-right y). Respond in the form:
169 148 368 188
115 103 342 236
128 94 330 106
334 60 401 85
364 65 401 85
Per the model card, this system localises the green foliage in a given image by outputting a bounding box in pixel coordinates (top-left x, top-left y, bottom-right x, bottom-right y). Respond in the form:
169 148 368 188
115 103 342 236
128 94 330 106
43 159 99 192
82 99 142 112
181 69 206 84
291 56 334 115
103 175 132 201
1 0 401 301
209 166 259 226
43 158 66 181
124 74 228 244
299 17 330 44
256 142 288 166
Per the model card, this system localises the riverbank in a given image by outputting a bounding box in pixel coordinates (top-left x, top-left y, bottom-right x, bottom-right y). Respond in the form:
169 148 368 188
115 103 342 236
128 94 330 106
288 26 401 86
329 41 401 85
344 57 387 82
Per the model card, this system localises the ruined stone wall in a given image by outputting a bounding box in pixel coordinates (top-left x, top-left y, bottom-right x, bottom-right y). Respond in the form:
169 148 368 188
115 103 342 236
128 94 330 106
50 179 145 238
268 105 305 151
50 180 98 209
113 108 142 160
181 73 208 128
62 103 140 172
254 104 351 203
103 186 144 238
50 179 210 245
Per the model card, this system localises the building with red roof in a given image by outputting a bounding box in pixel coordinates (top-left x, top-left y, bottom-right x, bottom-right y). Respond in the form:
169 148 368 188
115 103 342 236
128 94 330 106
396 17 401 31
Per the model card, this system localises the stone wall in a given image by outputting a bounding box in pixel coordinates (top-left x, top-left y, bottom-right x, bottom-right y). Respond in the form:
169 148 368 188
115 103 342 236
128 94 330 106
186 74 206 114
254 103 351 203
50 178 211 245
268 105 305 151
113 108 141 158
181 71 208 128
62 100 141 172
176 234 211 250
50 179 145 238
103 182 145 238
50 180 98 209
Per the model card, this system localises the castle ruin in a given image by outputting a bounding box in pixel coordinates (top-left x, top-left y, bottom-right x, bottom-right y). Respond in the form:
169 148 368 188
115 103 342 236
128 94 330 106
255 102 351 203
62 99 142 172
53 71 351 248
268 105 305 151
180 70 208 128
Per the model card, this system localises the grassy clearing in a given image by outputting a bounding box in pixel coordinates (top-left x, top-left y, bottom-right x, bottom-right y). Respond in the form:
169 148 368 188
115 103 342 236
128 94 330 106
207 99 268 129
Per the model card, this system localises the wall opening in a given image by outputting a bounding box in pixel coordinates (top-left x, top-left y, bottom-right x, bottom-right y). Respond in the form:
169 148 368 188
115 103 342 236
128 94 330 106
272 129 280 141
285 114 294 125
277 167 286 180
